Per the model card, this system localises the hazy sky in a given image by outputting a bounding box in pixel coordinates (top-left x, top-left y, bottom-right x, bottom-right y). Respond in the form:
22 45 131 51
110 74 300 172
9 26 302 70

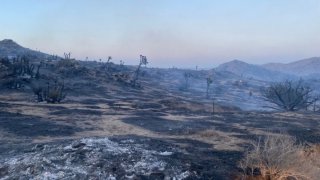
1 0 319 68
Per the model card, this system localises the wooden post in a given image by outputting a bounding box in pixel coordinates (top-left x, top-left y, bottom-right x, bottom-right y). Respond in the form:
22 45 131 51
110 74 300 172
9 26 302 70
212 100 215 119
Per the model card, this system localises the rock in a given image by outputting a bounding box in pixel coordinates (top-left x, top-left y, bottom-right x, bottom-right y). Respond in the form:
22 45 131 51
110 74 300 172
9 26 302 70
149 172 165 179
0 166 9 177
72 142 86 149
32 144 45 151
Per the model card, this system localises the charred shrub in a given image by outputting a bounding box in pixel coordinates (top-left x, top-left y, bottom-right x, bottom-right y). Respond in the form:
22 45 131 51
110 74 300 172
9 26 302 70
31 83 44 102
44 80 66 103
56 59 89 77
262 80 317 111
0 56 42 89
31 79 67 103
112 73 130 83
57 58 78 68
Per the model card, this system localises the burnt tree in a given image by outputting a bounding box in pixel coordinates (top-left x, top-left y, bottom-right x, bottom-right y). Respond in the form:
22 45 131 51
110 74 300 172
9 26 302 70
206 76 213 98
262 80 317 111
132 55 148 87
183 72 192 90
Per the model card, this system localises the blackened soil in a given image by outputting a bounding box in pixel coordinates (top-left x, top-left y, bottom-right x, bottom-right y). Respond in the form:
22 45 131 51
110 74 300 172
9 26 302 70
50 108 103 116
0 107 319 179
0 111 81 137
122 116 215 135
122 111 320 144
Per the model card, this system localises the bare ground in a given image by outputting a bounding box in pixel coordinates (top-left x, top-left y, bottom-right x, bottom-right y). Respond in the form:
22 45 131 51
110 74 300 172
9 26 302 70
0 88 319 179
0 64 319 179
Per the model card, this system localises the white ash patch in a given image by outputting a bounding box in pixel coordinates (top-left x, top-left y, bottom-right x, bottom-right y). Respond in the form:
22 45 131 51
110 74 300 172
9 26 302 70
122 152 167 174
80 137 129 154
159 151 173 156
0 137 191 179
175 171 192 179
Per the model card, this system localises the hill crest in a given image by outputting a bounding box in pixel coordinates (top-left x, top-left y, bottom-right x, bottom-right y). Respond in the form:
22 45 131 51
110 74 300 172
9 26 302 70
0 39 49 59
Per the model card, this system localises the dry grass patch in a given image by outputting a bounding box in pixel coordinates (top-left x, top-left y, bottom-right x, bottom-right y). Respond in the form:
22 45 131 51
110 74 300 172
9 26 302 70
198 129 220 138
239 134 320 180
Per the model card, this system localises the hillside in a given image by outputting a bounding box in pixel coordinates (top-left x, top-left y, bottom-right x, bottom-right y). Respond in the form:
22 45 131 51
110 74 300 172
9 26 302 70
0 40 320 179
215 59 293 81
0 39 49 59
263 57 320 78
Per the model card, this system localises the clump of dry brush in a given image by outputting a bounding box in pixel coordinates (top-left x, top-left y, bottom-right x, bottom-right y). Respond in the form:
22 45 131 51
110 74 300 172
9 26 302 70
31 79 66 103
239 134 320 180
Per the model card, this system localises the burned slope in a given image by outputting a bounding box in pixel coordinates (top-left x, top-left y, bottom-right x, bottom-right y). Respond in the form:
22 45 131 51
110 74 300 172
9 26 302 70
0 50 320 179
0 39 49 59
144 67 272 111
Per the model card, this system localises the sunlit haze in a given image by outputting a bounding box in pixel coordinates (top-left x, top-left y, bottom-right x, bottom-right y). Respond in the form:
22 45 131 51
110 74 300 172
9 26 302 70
1 0 320 68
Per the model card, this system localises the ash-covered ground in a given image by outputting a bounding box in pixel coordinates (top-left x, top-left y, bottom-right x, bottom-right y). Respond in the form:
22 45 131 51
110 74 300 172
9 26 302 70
1 56 320 179
0 135 244 180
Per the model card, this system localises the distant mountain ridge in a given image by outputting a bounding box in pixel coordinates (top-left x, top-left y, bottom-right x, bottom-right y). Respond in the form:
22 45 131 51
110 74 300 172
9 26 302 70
0 39 49 59
263 57 320 78
215 59 294 81
1 39 319 81
215 56 320 81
